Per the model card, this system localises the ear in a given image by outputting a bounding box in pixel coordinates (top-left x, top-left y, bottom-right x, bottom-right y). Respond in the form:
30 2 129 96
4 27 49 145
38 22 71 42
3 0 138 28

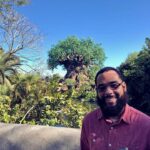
122 81 127 92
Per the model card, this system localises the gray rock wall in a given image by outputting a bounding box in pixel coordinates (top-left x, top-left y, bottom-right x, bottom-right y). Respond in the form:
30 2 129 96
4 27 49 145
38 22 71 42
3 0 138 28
0 123 80 150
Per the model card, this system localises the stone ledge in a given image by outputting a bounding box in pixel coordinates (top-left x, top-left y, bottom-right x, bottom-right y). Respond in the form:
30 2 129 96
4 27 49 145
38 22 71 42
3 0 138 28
0 123 80 150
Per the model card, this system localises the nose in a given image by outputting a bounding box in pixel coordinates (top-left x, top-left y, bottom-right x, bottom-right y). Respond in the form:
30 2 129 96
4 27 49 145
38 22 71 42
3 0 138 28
104 86 114 95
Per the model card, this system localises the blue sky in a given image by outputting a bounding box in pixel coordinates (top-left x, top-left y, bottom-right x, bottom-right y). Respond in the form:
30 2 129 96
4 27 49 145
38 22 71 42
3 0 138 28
17 0 150 75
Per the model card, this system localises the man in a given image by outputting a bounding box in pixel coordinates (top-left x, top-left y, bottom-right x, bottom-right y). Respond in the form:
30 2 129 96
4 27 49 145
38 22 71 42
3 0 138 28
81 67 150 150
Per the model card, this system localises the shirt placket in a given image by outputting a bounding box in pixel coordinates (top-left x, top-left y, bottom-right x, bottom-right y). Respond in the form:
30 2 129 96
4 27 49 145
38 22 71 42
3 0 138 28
107 125 116 150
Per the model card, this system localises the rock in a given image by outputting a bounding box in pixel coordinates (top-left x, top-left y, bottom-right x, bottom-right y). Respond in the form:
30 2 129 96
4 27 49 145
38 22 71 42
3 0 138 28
0 123 80 150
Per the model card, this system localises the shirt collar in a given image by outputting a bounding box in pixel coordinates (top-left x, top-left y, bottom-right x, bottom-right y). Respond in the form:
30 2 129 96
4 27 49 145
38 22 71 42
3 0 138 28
97 104 132 124
97 108 103 120
121 104 131 124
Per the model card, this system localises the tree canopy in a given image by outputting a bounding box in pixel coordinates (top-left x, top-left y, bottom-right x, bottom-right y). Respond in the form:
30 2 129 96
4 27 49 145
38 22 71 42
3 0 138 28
48 36 105 79
119 38 150 115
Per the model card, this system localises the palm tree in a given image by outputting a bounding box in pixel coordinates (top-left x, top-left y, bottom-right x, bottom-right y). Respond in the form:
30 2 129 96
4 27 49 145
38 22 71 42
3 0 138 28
0 48 21 86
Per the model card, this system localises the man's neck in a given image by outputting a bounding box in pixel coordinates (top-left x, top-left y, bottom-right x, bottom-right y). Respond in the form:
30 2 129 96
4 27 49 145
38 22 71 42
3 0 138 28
108 116 120 123
105 106 126 123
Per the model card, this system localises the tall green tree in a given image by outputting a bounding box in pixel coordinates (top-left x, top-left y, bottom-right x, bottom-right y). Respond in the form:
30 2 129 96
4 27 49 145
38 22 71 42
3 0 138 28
0 48 20 86
48 36 105 81
119 38 150 115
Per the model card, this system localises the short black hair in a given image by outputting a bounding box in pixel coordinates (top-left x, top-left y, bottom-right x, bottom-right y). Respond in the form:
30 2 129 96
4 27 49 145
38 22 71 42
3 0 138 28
95 66 124 85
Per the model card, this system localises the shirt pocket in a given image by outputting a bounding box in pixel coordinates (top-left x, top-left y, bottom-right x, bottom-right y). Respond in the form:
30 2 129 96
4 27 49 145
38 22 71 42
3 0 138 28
89 133 105 150
118 140 141 150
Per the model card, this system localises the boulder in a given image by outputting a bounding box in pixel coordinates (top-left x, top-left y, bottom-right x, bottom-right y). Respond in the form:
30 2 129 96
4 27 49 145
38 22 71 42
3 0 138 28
0 123 80 150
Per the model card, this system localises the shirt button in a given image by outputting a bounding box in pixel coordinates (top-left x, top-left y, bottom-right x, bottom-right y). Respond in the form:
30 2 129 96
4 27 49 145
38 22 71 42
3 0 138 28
108 143 112 147
110 127 114 130
92 133 96 137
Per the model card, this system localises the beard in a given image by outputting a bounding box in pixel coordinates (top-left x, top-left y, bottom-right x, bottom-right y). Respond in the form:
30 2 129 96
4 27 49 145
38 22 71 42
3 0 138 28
96 92 128 118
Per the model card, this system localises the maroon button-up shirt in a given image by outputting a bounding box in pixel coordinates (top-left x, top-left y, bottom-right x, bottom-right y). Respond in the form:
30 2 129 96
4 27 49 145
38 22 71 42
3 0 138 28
81 104 150 150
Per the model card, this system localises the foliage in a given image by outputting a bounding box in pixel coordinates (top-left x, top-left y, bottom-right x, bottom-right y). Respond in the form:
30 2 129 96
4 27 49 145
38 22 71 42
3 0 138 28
0 95 23 123
0 49 20 85
0 1 98 128
48 36 105 79
0 0 29 11
0 5 42 74
0 84 10 95
27 94 90 128
119 38 150 115
0 72 96 128
88 64 101 81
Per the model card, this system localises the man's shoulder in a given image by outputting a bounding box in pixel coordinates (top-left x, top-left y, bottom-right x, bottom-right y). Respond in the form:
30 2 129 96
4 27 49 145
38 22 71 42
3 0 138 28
128 105 150 123
83 108 101 122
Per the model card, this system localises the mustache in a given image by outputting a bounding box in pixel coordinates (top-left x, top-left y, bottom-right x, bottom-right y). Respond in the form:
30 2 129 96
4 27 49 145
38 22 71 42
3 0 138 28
101 93 119 99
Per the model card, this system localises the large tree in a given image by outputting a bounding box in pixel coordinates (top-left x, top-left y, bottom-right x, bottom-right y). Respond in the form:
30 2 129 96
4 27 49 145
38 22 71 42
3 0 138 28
0 7 42 73
48 36 105 81
119 38 150 115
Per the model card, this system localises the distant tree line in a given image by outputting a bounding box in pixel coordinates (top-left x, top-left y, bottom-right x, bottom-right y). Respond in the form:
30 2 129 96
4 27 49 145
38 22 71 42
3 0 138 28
119 38 150 115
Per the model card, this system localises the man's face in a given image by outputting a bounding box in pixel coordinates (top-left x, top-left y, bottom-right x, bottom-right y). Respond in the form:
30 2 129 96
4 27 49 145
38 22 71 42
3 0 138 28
96 70 127 117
